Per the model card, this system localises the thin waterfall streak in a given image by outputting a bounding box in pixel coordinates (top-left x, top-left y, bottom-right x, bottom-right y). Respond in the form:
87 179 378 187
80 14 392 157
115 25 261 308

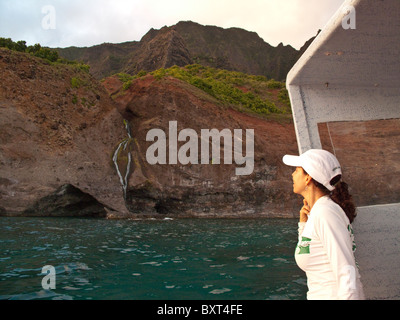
113 142 125 189
124 119 132 138
113 120 133 200
124 151 132 198
122 139 132 199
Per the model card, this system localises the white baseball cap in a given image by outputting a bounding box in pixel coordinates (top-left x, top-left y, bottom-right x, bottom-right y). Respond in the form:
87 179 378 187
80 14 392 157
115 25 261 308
282 149 342 191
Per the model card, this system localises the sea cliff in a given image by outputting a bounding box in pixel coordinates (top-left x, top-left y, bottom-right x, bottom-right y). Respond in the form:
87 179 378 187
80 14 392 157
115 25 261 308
0 46 301 218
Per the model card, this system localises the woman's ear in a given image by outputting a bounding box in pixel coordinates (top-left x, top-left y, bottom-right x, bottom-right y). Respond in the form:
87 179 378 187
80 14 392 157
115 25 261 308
305 173 313 186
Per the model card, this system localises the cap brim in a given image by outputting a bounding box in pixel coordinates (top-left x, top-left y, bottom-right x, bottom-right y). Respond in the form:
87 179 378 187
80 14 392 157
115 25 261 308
282 155 302 167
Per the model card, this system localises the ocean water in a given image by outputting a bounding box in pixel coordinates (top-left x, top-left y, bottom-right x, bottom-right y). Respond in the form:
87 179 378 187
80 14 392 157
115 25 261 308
0 217 307 300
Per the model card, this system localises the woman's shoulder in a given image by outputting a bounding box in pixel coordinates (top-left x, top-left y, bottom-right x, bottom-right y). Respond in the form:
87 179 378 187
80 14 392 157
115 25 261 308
312 196 349 225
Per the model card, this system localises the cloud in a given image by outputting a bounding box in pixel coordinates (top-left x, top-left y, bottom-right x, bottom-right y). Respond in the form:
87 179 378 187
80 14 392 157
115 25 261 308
0 0 345 49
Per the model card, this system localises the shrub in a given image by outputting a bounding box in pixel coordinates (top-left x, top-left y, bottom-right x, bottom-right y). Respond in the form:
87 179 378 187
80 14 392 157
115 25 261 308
26 43 59 62
75 63 90 73
266 79 284 89
136 70 147 78
71 77 82 89
122 80 132 91
152 68 167 80
278 88 290 106
117 73 133 83
15 40 27 52
0 37 15 50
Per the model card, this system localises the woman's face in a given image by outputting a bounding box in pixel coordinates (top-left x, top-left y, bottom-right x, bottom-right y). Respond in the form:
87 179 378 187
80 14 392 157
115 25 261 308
292 167 309 195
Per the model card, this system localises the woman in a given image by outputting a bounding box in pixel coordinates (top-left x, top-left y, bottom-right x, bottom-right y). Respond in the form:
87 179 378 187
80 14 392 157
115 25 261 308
283 149 364 300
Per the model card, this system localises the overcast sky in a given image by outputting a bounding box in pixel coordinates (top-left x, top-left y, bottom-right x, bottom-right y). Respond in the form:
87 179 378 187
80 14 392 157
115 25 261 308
0 0 346 50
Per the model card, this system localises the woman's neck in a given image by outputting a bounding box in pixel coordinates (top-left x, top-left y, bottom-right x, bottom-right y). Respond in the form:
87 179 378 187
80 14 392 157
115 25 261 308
303 187 328 209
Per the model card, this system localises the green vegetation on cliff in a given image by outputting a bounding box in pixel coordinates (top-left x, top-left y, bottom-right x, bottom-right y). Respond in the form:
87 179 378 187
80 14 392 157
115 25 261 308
119 64 291 116
0 37 90 72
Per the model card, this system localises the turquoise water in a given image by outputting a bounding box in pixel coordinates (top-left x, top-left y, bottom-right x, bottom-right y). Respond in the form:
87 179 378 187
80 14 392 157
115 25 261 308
0 217 307 300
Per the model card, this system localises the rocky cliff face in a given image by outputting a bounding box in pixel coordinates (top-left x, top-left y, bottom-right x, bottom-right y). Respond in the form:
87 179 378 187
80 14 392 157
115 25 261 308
0 47 302 218
0 48 129 217
103 74 300 217
124 27 194 74
57 21 310 81
172 21 301 81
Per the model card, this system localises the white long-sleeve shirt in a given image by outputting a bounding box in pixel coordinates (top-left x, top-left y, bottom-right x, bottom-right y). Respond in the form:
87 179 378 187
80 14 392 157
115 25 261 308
295 196 365 300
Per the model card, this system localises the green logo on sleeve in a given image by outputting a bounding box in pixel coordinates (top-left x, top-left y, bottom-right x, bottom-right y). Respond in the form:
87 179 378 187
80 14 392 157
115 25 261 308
348 224 357 252
297 237 311 254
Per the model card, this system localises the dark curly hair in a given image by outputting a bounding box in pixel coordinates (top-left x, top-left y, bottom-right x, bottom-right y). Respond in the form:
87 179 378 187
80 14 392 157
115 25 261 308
303 170 357 223
315 176 357 223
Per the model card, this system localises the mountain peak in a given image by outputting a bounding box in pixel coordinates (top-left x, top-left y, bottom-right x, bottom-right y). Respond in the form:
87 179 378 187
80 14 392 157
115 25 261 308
125 25 193 74
58 21 313 80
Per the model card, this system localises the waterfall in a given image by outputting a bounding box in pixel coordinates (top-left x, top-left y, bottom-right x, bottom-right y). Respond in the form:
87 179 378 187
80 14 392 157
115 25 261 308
113 120 132 200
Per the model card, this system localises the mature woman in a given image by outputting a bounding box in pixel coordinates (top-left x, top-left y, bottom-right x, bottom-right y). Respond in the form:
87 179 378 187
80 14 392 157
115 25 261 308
283 149 364 300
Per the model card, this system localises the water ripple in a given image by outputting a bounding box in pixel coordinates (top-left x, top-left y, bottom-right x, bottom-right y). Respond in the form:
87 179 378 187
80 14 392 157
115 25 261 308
0 217 307 300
